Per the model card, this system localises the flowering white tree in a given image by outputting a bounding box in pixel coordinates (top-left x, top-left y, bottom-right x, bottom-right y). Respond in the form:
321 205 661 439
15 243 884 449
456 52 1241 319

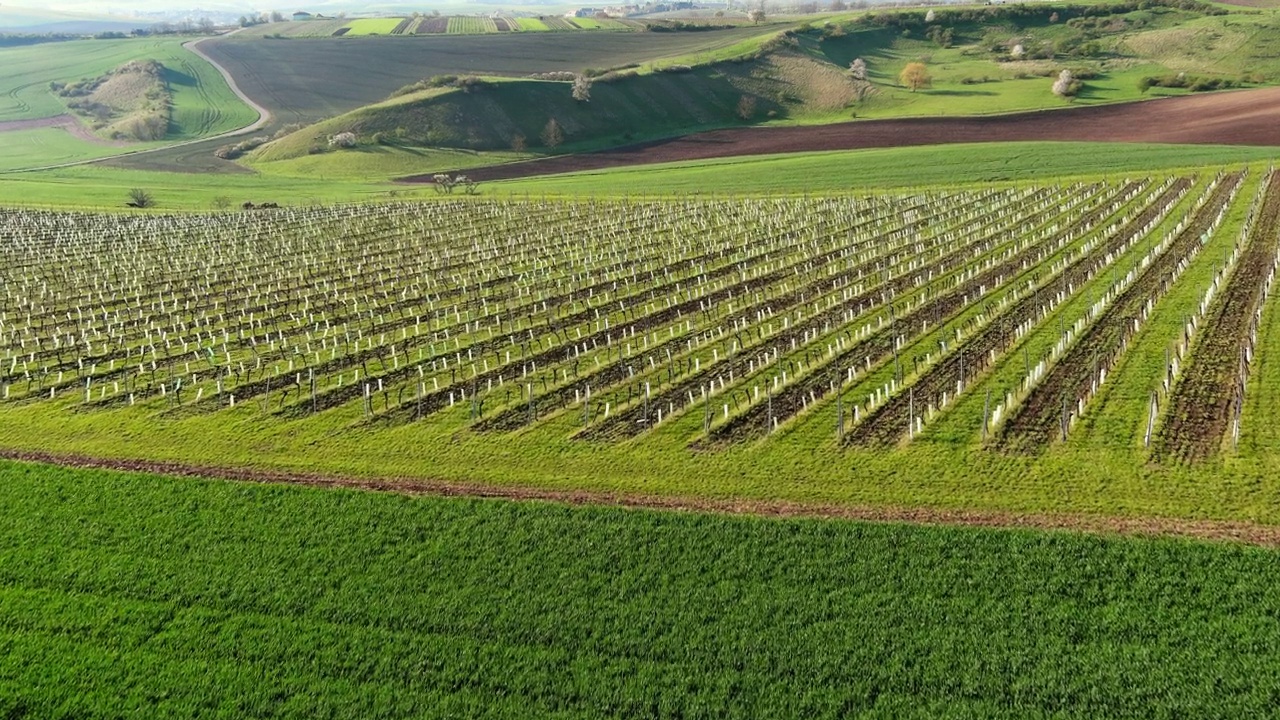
572 75 592 102
1011 43 1025 60
925 8 936 22
849 57 867 81
1052 69 1077 97
328 132 358 148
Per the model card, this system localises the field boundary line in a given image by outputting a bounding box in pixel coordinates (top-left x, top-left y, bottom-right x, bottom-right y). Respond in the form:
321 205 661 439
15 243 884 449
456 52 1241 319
3 448 1278 549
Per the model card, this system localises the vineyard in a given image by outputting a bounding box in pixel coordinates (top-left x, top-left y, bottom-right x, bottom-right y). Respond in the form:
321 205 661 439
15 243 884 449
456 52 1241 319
1 173 1279 507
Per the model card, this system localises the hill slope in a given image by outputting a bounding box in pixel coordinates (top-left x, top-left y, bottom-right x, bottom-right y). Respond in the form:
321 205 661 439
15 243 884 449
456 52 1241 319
250 0 1280 169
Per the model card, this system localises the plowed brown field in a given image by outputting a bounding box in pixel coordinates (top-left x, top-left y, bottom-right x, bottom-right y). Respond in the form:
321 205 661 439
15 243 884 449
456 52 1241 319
408 88 1280 184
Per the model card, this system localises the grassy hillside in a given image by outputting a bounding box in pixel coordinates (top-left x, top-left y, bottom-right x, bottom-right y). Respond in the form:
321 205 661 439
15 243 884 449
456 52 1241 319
250 53 849 161
249 0 1280 167
2 460 1279 717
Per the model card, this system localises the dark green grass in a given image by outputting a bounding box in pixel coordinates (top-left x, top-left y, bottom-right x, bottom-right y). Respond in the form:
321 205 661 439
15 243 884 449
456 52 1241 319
2 460 1279 718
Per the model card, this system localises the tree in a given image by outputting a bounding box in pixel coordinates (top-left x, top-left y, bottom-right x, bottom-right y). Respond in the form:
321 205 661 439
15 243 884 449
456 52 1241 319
270 11 285 23
1052 69 1079 97
540 118 563 149
849 57 867 81
747 8 765 24
736 94 757 120
572 75 592 102
925 8 936 22
899 62 931 92
126 188 154 208
1010 43 1025 60
196 17 216 33
328 131 358 148
510 133 527 152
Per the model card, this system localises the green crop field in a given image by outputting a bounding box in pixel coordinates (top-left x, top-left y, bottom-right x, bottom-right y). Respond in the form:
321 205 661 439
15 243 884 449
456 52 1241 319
2 459 1278 717
3 171 1280 525
515 17 551 31
493 142 1280 195
340 18 405 36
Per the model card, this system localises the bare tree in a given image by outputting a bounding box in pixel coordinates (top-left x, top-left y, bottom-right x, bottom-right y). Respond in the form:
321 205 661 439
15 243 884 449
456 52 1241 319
126 189 154 208
270 10 285 23
849 57 867 81
510 133 528 152
736 94 757 120
541 118 564 149
747 8 765 24
572 75 592 102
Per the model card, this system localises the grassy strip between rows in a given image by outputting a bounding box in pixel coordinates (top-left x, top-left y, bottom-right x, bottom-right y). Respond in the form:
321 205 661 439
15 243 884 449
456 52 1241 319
1 459 1279 719
3 143 1279 210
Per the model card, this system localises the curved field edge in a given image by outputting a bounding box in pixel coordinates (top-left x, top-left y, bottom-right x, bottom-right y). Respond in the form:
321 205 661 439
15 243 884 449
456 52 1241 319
2 459 1279 718
4 451 1280 548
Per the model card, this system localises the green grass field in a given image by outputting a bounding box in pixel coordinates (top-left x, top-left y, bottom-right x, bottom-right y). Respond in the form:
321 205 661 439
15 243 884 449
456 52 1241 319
0 38 255 171
340 18 405 36
515 17 551 31
4 141 1280 209
2 460 1278 718
492 142 1280 194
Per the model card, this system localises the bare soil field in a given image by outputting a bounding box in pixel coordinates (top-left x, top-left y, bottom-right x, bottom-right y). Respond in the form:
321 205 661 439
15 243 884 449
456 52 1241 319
412 87 1280 183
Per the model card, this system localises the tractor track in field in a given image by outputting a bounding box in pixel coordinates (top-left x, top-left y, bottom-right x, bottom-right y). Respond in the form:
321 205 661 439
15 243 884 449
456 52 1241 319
2 447 1279 549
406 87 1280 185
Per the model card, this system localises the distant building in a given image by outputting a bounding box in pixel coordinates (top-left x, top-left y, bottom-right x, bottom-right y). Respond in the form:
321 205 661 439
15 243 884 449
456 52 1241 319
568 7 600 17
291 11 313 20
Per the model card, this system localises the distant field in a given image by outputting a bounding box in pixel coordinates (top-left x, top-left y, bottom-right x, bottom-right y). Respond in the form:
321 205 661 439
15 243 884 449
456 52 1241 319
341 18 405 36
2 460 1278 717
446 16 498 34
514 17 550 31
198 28 774 127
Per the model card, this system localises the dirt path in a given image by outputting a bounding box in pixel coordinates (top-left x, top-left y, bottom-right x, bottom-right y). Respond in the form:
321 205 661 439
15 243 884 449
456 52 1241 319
406 87 1280 184
3 448 1277 549
0 114 128 147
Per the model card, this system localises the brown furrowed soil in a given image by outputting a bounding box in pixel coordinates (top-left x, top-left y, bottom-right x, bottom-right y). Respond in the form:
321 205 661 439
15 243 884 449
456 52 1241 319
4 448 1279 548
405 88 1280 184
